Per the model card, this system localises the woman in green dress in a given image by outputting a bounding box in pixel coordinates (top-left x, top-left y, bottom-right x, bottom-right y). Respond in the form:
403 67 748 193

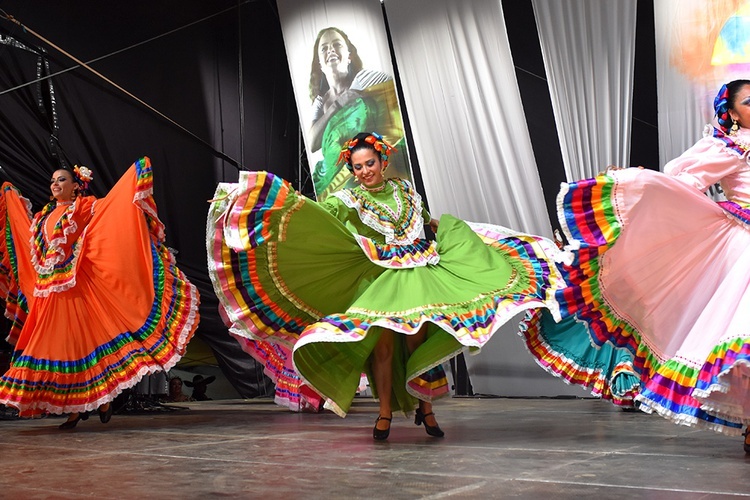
208 132 568 440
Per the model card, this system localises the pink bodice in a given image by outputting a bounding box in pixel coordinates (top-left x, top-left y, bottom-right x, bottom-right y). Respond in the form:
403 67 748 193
664 126 750 207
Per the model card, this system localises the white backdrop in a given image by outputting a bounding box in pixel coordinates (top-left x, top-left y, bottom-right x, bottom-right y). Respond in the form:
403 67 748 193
654 0 750 168
384 0 552 237
533 0 637 180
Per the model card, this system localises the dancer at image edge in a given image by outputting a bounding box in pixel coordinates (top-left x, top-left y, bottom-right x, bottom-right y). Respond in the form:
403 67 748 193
0 158 199 429
522 80 750 454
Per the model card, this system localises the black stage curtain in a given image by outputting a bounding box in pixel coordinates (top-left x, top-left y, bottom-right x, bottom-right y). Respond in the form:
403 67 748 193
0 0 299 397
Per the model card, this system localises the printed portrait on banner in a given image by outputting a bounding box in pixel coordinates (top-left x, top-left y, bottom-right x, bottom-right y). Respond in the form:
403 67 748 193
277 0 413 200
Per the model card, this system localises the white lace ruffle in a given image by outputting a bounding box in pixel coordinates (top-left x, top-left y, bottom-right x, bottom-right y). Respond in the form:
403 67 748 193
333 179 425 246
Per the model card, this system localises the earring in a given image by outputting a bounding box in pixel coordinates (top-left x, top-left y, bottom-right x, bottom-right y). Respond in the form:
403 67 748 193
731 119 740 134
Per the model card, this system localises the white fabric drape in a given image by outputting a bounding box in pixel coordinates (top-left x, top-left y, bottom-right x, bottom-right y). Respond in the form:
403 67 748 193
385 0 585 398
383 0 551 236
654 0 741 169
532 0 637 180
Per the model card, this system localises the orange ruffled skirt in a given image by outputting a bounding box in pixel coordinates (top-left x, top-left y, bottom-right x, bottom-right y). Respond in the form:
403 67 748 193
0 158 199 415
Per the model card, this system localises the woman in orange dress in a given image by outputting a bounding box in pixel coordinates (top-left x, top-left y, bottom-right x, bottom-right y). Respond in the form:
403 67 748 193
0 158 199 429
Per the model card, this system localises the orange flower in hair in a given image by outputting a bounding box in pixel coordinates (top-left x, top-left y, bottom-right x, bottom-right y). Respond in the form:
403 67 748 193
337 132 397 172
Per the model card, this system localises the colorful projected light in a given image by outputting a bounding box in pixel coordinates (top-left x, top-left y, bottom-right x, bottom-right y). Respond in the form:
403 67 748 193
711 3 750 65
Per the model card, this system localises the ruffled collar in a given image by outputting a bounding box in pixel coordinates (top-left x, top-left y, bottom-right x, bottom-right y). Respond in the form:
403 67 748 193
706 123 750 157
333 178 425 245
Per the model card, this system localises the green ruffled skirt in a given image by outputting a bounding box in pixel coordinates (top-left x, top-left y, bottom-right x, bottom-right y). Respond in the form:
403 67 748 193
208 171 566 416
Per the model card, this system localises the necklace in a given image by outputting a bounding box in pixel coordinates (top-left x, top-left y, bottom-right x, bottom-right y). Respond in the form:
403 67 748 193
360 180 387 193
354 180 403 228
42 200 74 244
731 136 750 153
727 128 750 153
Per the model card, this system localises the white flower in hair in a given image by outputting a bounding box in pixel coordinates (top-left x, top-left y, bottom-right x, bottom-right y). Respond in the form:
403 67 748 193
74 165 93 183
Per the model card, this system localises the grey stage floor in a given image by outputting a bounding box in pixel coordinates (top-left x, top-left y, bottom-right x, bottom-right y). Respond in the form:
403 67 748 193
1 397 748 499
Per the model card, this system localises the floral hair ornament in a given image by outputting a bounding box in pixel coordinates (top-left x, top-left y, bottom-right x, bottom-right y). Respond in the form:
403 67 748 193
714 83 732 134
73 165 94 192
710 83 749 155
337 132 397 172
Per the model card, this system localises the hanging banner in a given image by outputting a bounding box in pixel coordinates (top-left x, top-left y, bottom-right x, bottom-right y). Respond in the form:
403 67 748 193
276 0 412 200
656 0 750 187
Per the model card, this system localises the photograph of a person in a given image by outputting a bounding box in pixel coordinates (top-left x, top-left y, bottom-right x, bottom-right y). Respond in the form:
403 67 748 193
306 26 410 198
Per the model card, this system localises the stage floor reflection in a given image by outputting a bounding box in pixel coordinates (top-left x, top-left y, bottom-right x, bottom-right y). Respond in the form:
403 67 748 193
1 397 747 499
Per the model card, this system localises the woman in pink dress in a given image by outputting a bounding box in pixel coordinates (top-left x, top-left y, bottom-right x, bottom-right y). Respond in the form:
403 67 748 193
524 80 750 454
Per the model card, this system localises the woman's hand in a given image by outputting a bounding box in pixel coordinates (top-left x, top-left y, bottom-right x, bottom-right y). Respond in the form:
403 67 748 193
599 165 623 175
429 218 439 234
599 165 646 175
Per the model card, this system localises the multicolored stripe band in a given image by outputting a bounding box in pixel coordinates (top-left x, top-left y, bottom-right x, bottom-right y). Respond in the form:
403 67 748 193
718 200 750 226
519 309 638 406
555 175 639 352
353 235 439 268
231 335 322 412
0 242 198 414
0 183 30 344
207 172 315 348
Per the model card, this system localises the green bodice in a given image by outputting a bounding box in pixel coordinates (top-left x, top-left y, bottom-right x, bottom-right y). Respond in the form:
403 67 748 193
320 178 430 244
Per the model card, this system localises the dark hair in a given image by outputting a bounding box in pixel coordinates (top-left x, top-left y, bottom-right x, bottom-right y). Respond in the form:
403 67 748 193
308 27 364 101
48 168 81 201
339 132 396 172
350 132 377 155
726 79 750 110
715 79 750 132
53 168 75 180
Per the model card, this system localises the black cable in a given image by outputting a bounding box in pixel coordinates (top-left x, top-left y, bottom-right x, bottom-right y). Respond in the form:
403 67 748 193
0 4 248 97
0 6 252 170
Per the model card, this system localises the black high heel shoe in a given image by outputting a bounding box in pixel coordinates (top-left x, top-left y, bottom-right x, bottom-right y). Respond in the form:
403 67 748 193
743 428 749 455
373 415 392 441
99 403 113 424
415 408 444 437
58 413 83 430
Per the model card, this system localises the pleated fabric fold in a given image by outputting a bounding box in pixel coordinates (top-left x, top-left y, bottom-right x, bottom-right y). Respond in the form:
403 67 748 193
525 168 749 435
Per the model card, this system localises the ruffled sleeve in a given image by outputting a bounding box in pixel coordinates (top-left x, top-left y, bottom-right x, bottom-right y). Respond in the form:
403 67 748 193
319 195 351 225
320 190 383 240
0 183 37 343
663 134 746 192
